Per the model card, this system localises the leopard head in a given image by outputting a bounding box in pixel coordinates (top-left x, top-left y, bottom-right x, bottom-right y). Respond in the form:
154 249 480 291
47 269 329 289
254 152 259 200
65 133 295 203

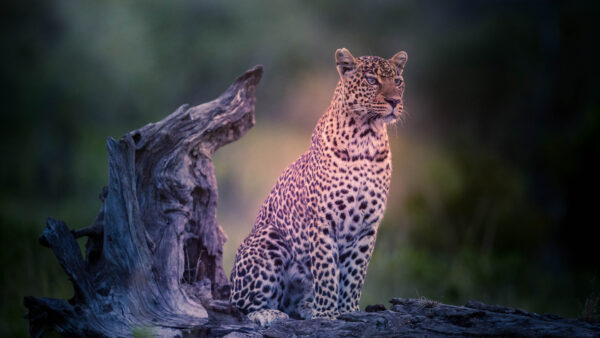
335 48 408 123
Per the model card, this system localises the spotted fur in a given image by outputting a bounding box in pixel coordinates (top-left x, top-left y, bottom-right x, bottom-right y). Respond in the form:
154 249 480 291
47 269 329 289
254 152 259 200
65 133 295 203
230 48 408 319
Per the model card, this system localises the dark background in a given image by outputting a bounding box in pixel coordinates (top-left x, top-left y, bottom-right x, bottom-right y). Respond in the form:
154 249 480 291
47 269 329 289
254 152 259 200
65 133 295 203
1 1 599 336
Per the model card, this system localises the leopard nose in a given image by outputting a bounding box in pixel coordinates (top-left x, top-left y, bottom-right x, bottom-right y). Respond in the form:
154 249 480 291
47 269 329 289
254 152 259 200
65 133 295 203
384 98 400 108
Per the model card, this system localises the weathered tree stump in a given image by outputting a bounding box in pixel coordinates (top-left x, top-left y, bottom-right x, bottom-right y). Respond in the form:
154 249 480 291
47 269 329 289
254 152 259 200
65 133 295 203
24 65 600 337
24 66 263 337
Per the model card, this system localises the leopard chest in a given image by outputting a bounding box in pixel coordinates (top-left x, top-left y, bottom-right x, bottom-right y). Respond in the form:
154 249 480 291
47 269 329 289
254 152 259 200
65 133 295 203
318 154 391 245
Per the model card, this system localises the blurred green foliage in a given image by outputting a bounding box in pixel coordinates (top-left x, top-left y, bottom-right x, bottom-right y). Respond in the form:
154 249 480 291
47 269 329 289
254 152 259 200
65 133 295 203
2 1 599 336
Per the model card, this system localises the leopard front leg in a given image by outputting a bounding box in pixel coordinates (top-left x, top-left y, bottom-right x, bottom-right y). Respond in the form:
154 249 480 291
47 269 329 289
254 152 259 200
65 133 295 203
337 228 377 313
309 227 340 319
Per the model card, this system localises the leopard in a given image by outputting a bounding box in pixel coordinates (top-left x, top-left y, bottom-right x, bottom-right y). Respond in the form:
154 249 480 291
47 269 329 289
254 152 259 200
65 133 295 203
229 48 408 321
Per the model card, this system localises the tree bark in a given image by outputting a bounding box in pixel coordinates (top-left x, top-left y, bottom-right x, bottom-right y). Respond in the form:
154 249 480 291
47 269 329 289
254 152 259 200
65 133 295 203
24 65 600 337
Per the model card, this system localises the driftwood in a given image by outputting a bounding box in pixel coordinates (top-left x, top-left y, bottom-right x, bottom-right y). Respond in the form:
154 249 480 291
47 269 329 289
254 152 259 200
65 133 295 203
24 66 600 337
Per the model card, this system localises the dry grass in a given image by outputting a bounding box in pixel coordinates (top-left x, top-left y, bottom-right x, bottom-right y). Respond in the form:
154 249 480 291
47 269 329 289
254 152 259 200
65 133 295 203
417 296 440 309
414 290 439 309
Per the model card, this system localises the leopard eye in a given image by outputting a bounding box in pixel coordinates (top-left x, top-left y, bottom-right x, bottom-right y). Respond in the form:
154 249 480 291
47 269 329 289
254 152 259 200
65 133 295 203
395 78 403 86
366 76 378 85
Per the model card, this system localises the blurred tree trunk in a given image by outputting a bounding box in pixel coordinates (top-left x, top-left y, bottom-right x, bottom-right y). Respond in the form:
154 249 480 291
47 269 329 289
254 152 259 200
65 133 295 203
22 65 599 337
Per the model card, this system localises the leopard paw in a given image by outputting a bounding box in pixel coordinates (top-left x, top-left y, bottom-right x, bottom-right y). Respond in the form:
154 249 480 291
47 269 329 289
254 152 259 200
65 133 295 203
247 309 289 327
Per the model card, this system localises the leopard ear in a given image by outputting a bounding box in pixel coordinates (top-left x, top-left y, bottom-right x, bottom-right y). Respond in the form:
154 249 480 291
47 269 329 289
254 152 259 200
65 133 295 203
335 48 356 78
390 51 408 72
